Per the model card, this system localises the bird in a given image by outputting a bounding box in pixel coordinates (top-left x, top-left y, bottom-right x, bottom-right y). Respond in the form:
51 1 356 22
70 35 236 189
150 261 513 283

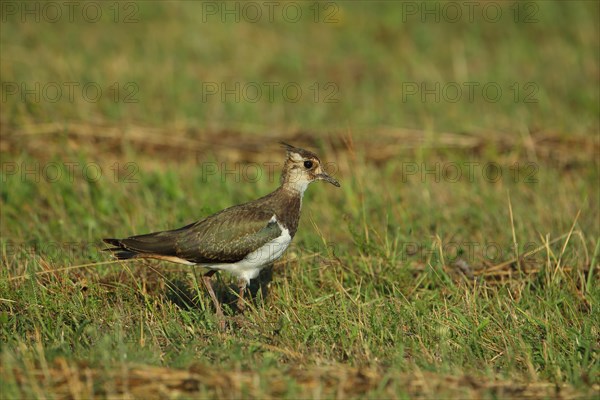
103 142 340 329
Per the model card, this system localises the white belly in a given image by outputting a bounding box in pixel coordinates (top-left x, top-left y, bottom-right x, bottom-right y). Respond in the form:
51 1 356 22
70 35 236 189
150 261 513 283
201 222 292 283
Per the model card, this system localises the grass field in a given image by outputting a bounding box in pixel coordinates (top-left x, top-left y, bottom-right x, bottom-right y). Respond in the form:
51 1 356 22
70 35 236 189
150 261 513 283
1 1 599 398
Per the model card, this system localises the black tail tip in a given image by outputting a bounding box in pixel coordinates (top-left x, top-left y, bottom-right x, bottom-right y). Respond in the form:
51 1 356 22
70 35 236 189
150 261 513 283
103 238 136 260
103 238 121 247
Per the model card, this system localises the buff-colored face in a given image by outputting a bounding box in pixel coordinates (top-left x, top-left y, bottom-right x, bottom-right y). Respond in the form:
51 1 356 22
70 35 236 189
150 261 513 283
281 143 340 192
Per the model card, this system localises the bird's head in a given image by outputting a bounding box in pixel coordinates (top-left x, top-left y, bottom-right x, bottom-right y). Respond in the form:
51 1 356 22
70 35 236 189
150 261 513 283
279 142 340 194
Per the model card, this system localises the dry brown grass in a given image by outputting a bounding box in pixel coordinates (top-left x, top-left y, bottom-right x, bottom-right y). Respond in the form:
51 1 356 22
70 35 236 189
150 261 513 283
2 121 598 167
4 358 592 400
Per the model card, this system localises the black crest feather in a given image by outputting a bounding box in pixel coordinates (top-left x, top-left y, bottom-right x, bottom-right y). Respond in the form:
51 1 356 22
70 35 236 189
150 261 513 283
279 142 319 160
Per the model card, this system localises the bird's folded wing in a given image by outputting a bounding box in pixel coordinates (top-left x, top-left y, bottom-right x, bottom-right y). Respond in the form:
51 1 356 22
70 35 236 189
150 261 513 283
173 208 283 263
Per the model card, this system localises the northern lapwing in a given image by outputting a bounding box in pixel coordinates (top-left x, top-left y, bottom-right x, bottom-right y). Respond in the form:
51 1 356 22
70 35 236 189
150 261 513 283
103 143 340 329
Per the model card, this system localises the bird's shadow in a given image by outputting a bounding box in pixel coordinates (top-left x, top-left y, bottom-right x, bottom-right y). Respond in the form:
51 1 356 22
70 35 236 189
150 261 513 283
165 265 273 315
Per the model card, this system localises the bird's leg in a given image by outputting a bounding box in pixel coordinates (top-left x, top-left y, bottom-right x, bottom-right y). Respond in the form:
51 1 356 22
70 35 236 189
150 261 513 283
202 270 225 330
236 279 248 312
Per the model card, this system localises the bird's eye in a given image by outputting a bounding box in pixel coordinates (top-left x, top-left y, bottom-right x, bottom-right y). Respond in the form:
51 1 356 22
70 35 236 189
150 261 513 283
303 160 313 169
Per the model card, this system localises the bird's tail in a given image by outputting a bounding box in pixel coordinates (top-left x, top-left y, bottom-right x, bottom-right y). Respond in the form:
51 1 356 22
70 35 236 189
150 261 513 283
102 238 141 260
102 230 181 261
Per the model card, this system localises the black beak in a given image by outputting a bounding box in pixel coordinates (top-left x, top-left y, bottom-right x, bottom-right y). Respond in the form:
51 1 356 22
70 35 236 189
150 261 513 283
317 172 340 187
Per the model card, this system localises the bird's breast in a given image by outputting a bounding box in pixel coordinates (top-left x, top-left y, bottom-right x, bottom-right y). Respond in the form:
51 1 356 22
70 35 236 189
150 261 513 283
241 223 292 267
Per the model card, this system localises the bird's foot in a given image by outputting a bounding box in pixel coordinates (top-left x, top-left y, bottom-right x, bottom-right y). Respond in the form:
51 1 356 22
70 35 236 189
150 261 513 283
236 280 248 313
203 272 227 331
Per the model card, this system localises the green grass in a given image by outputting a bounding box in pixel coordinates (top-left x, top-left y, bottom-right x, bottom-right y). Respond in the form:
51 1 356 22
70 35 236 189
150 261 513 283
1 1 598 398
